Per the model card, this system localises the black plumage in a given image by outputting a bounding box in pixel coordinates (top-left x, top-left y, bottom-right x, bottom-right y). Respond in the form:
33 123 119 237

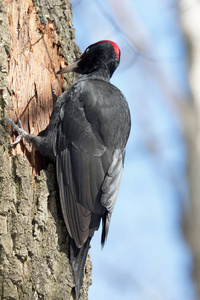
3 40 131 299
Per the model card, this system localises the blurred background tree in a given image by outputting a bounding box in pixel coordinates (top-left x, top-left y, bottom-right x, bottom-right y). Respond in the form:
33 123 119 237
181 0 200 297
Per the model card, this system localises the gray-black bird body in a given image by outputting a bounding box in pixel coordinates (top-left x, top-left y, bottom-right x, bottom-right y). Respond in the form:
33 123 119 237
3 41 131 299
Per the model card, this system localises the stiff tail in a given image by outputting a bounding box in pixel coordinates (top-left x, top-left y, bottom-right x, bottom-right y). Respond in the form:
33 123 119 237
101 211 111 247
70 237 91 300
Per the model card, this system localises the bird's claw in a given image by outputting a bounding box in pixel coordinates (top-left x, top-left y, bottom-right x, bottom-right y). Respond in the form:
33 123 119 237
17 118 22 129
10 134 23 146
2 117 27 147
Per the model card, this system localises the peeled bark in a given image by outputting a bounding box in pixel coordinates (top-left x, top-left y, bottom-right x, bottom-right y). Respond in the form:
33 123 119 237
0 1 92 299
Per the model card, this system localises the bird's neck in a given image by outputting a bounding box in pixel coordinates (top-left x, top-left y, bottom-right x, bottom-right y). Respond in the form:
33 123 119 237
84 68 111 82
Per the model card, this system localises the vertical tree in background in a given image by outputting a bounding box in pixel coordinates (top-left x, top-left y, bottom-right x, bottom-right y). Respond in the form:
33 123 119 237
0 1 91 299
181 0 200 297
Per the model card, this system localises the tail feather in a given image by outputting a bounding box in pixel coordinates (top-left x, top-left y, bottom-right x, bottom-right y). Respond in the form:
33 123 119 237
70 237 91 300
101 211 110 247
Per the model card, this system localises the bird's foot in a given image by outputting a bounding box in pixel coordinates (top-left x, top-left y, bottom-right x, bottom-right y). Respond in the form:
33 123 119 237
3 117 28 146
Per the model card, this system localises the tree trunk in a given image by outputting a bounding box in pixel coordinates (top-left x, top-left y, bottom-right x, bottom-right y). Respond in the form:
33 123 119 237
180 0 200 297
0 1 92 299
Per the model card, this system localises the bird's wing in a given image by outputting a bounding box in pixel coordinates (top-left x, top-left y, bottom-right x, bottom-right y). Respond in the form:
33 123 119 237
55 80 130 248
55 81 111 248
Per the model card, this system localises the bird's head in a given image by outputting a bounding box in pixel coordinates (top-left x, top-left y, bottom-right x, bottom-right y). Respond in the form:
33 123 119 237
57 40 120 78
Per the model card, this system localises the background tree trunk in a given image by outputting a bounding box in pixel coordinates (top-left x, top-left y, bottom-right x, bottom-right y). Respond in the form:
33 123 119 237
180 0 200 297
0 0 92 299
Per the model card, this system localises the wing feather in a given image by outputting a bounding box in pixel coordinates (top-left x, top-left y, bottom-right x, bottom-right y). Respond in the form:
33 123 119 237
56 150 92 247
55 79 130 248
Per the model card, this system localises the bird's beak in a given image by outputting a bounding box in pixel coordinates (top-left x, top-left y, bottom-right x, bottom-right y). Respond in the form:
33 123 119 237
57 59 81 74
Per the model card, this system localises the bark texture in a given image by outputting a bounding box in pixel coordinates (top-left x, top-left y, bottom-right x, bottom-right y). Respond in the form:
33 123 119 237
0 0 92 299
180 0 200 297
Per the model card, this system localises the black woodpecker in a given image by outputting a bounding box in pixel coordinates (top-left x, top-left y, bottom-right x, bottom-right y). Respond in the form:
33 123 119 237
3 40 131 299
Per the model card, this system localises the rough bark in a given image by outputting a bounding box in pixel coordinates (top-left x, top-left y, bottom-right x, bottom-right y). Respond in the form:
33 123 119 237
180 0 200 297
0 0 92 299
